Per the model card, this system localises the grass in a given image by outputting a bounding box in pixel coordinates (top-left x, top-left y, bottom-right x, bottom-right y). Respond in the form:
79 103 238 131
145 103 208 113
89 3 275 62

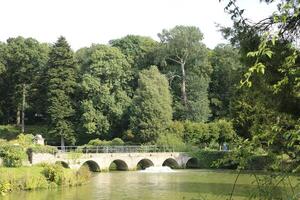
0 165 92 195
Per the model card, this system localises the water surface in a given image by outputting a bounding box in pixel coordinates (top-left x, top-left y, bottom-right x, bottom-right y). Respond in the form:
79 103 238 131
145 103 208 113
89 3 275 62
3 170 298 200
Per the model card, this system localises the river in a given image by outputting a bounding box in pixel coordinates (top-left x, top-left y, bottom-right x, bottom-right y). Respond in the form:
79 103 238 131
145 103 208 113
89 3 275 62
2 169 298 200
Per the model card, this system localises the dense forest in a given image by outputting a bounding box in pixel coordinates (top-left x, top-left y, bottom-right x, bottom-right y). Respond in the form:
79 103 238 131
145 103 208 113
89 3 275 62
0 26 240 146
0 1 299 170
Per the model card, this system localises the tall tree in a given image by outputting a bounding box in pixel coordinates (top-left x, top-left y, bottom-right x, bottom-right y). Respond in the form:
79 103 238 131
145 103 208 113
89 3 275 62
109 35 158 70
220 0 300 167
110 35 159 92
47 36 77 147
0 42 7 122
130 66 172 143
3 37 48 131
158 26 212 121
78 44 132 139
209 44 242 119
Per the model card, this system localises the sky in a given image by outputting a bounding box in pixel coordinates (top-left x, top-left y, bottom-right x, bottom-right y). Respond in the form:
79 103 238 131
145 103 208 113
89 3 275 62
0 0 277 50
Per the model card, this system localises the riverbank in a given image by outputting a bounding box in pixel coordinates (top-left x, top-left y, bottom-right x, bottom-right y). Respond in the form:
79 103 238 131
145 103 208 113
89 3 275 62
0 165 91 195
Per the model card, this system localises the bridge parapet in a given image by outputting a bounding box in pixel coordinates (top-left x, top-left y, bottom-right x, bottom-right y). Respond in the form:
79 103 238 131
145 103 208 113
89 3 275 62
29 146 195 172
55 145 176 154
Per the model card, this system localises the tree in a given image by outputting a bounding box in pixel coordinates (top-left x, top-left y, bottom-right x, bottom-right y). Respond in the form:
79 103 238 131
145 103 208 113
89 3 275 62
0 42 7 122
158 25 212 121
220 0 300 171
109 35 158 70
209 44 242 119
78 44 132 139
0 42 6 75
130 66 172 143
46 36 77 147
2 37 48 131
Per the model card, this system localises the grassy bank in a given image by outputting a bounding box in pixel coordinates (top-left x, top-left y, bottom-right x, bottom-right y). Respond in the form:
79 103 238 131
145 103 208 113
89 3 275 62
0 164 91 195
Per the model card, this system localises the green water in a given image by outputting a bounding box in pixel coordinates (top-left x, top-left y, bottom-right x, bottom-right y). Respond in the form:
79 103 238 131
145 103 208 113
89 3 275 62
3 170 299 200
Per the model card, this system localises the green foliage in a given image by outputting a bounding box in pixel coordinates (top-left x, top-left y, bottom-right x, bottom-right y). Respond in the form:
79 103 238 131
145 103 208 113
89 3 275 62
209 44 242 119
183 119 236 147
130 66 172 143
183 121 211 145
0 125 19 140
86 138 124 146
110 35 158 70
192 150 236 169
78 44 132 138
27 145 58 154
42 164 64 184
246 155 276 170
0 37 49 130
15 133 34 147
156 133 186 151
158 25 212 122
0 165 91 195
111 138 125 145
0 144 26 167
47 36 77 145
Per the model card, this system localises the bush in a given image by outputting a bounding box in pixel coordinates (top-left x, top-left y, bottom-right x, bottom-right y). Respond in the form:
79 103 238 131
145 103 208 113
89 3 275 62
87 138 125 146
111 138 124 145
27 145 58 154
166 121 184 138
22 174 49 190
0 144 26 167
0 125 19 140
0 181 11 195
42 164 64 185
15 133 34 147
183 121 210 145
193 150 236 169
156 133 186 151
245 154 276 170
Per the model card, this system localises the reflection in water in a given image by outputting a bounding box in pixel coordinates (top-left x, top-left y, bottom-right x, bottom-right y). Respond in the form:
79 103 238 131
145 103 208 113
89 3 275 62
141 166 174 173
4 170 292 200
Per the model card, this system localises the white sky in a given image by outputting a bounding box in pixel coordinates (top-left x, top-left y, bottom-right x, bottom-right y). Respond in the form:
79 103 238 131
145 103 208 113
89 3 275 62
0 0 277 50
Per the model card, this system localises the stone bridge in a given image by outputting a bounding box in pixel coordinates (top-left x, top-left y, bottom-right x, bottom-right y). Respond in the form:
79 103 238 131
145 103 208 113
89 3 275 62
30 150 197 172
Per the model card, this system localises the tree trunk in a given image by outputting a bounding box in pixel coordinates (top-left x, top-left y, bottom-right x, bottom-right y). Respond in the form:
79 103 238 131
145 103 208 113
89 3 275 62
61 135 65 151
181 62 188 106
16 109 21 126
21 84 25 133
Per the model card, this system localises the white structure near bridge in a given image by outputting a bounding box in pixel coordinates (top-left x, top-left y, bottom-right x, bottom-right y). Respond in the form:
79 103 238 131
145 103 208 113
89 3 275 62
30 151 197 172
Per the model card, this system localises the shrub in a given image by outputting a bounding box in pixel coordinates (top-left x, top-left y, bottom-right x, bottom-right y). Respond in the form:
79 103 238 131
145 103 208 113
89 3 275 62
245 154 276 170
166 121 184 138
22 175 48 190
87 139 110 146
0 144 26 167
27 145 58 154
16 133 34 147
0 125 19 140
183 121 210 145
193 150 236 169
156 133 186 151
111 138 124 145
87 138 125 146
42 164 64 184
0 181 11 195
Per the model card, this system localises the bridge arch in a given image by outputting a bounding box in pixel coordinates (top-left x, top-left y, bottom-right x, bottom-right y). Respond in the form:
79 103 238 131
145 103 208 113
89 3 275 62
137 158 154 170
185 157 198 168
109 159 128 171
162 158 179 169
55 161 69 168
81 160 101 172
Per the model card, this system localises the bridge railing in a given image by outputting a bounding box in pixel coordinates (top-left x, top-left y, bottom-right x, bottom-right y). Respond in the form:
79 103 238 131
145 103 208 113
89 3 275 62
55 145 176 154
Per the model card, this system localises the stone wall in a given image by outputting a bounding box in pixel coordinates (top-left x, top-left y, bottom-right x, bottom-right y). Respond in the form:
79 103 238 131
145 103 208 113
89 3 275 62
31 153 56 165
